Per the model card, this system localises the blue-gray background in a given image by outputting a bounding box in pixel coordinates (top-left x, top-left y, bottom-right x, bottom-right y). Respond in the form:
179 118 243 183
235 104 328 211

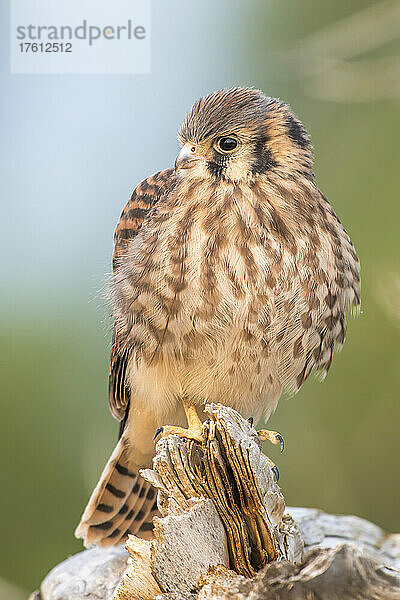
1 1 399 595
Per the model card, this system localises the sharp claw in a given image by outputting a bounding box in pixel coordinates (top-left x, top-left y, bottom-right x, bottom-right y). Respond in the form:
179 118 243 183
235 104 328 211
248 417 254 426
153 427 164 441
272 465 280 481
276 434 285 453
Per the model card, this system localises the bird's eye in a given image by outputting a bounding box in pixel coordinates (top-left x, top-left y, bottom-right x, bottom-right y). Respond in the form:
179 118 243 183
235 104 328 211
216 136 238 153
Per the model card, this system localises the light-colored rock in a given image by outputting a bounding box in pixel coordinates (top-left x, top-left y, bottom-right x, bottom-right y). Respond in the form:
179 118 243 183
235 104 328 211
39 546 128 600
195 544 400 600
289 506 400 570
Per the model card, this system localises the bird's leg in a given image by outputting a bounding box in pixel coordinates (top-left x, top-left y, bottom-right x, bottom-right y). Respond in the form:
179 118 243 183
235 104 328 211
154 400 203 443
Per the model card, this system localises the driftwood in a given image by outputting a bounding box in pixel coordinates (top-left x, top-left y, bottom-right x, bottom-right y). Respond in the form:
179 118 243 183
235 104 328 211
33 404 400 600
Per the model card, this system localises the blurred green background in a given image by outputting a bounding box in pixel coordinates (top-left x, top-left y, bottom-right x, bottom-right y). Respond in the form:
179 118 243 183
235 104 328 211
1 1 399 596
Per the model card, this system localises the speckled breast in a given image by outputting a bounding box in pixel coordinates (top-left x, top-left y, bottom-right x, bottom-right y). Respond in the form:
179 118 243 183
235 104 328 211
112 175 359 403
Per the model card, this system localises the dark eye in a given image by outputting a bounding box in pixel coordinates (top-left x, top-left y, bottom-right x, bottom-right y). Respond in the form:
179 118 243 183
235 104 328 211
216 136 238 153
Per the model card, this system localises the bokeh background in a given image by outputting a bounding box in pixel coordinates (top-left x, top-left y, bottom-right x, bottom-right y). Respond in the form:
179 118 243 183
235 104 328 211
1 0 399 596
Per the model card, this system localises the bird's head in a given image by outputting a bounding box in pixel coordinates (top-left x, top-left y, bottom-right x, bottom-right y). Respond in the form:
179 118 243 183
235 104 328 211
175 87 313 184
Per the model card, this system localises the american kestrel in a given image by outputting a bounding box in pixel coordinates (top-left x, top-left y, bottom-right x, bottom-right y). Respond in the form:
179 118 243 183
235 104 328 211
75 88 360 547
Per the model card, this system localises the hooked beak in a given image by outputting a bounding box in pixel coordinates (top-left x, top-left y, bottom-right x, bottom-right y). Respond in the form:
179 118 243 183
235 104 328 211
174 145 204 172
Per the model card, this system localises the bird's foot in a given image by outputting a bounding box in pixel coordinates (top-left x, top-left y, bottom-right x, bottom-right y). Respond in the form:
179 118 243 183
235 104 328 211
257 429 285 453
153 424 203 443
154 402 203 444
256 426 283 481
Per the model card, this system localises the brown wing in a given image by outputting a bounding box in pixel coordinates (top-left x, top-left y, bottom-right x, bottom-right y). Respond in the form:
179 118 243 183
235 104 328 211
109 169 176 426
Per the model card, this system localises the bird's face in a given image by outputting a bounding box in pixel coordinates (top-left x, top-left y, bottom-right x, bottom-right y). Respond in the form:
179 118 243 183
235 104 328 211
175 130 268 182
176 87 313 184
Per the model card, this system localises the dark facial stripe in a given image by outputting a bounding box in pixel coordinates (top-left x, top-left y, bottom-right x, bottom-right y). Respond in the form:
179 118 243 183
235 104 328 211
286 115 309 149
140 521 154 531
252 138 277 175
207 161 225 178
106 483 126 498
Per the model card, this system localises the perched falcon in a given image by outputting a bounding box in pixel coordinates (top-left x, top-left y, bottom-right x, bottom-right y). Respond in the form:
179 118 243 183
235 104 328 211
75 87 360 547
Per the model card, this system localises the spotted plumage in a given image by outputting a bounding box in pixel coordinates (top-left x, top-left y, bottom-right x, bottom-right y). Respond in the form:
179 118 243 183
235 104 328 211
76 87 360 547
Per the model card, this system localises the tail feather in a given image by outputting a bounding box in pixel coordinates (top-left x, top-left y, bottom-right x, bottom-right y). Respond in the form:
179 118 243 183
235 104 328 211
101 487 158 546
75 438 158 547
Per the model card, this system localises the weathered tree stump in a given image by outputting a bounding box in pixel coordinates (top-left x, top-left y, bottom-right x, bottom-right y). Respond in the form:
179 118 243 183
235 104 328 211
32 404 400 600
141 403 303 578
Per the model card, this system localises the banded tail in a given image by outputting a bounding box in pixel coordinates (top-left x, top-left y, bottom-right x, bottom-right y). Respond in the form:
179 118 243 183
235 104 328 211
75 438 158 547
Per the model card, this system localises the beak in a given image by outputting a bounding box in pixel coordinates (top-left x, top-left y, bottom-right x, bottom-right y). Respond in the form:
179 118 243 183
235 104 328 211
174 145 203 172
